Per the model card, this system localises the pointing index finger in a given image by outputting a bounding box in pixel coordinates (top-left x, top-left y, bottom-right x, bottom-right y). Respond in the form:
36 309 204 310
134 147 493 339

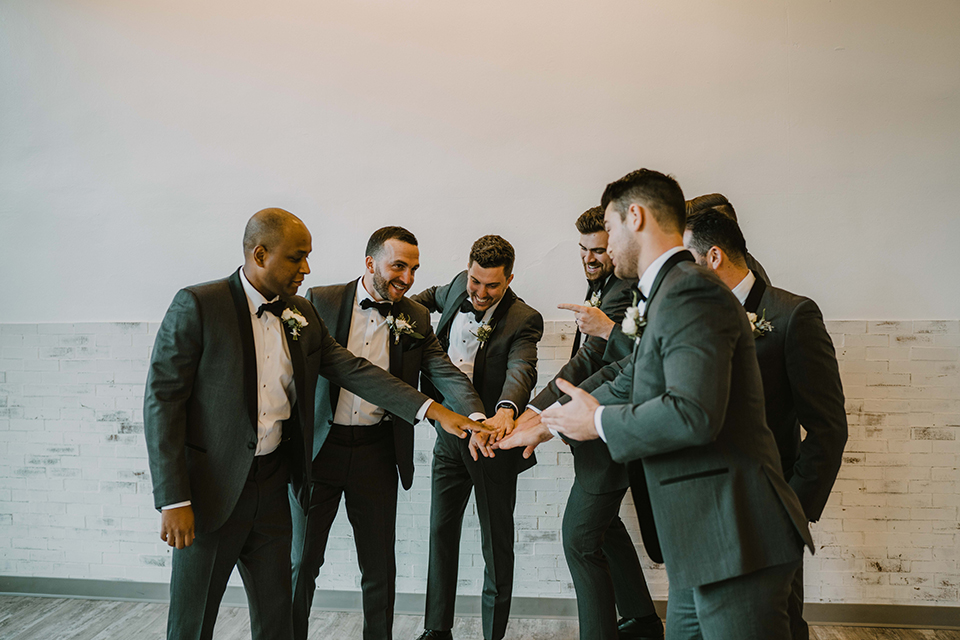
558 303 588 313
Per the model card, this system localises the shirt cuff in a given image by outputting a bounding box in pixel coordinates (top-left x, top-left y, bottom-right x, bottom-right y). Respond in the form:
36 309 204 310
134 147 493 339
162 501 191 510
594 406 607 442
469 412 486 422
495 400 518 418
416 399 434 422
528 404 542 415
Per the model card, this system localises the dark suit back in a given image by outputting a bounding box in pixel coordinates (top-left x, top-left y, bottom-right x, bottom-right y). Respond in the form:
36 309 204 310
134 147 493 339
745 277 847 521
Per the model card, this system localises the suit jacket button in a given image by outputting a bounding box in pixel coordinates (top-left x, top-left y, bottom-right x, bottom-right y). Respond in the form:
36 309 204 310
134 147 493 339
248 442 256 450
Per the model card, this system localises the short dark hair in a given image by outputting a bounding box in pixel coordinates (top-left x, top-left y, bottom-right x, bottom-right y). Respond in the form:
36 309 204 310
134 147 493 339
685 207 748 266
686 193 738 222
365 226 418 258
600 169 685 233
469 235 515 277
575 206 605 234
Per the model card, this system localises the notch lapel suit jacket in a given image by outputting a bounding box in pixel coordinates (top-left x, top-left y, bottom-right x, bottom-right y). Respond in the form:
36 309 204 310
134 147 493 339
743 275 847 522
304 279 485 489
586 256 814 589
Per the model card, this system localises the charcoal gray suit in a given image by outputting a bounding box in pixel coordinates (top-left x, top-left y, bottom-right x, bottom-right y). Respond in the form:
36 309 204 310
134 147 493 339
743 275 847 639
411 270 543 640
144 269 434 640
291 279 485 640
528 274 659 640
578 251 814 638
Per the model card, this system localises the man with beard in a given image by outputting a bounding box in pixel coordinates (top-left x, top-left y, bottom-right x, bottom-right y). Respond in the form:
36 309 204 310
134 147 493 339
684 208 847 639
506 207 663 640
291 226 491 640
410 235 543 640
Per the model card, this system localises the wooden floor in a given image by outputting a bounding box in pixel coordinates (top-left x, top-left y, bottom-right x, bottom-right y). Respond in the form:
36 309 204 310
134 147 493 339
0 596 956 639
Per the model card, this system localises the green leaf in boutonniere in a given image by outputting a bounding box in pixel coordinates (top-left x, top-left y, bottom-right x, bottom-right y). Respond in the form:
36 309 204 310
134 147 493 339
747 310 774 338
588 290 602 308
280 306 309 340
471 322 494 345
385 313 425 344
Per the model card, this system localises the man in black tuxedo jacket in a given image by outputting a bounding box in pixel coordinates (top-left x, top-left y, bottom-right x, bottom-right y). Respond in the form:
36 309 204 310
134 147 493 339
410 235 543 640
684 208 847 640
291 227 490 640
144 210 483 640
507 207 663 640
685 193 770 284
514 170 813 638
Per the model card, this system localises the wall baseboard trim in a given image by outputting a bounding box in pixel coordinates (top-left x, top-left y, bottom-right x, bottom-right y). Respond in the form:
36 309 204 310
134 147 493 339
1 576 957 629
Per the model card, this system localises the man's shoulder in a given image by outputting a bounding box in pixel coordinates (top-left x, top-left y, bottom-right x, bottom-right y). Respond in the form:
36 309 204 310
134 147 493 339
504 291 544 328
760 285 820 323
305 280 355 303
180 274 235 304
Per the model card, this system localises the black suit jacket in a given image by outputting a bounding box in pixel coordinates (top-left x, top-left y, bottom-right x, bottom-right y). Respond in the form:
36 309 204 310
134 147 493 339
744 275 847 521
144 269 432 533
412 270 544 477
305 280 485 490
582 252 813 588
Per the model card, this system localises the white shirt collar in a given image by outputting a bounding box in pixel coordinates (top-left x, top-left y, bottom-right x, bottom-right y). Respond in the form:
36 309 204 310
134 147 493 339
638 245 687 299
239 267 280 316
731 270 757 306
356 277 379 307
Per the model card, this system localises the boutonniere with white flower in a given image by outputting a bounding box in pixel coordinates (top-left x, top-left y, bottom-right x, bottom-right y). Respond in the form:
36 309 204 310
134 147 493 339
385 313 425 344
621 291 647 342
281 306 309 340
747 310 774 338
588 290 602 308
472 322 494 345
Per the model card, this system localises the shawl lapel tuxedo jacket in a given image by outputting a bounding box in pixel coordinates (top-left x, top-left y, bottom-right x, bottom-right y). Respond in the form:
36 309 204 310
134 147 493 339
584 254 814 589
412 270 543 476
304 280 485 490
144 269 431 533
743 275 847 521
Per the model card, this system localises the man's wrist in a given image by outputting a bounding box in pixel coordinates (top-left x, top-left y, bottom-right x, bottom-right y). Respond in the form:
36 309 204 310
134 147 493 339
495 401 518 419
162 501 191 511
416 398 434 422
594 406 607 442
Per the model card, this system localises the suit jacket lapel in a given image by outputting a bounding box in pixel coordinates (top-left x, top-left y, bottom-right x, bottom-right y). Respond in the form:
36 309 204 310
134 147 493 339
327 280 358 417
743 272 767 315
644 250 695 318
437 288 468 350
473 290 516 390
227 269 259 433
389 298 407 378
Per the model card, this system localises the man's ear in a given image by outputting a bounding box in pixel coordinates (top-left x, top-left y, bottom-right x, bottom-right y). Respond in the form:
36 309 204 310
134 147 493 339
253 245 267 268
364 255 375 274
707 246 724 271
505 273 515 288
627 203 644 232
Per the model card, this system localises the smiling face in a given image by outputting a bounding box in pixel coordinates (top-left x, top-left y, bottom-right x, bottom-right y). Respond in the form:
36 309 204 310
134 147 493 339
603 202 639 280
466 262 513 313
251 220 312 299
366 238 420 302
579 231 614 282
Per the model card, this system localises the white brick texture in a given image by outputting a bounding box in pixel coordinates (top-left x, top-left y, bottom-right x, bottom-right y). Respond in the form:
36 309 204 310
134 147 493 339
0 319 957 606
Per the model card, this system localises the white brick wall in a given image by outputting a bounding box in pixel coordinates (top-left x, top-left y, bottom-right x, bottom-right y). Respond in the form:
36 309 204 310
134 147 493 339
0 319 957 606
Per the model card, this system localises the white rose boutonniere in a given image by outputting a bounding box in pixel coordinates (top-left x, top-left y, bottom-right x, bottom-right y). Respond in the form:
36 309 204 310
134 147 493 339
280 306 309 340
588 290 602 308
621 294 647 342
747 310 774 338
471 322 494 345
385 313 425 344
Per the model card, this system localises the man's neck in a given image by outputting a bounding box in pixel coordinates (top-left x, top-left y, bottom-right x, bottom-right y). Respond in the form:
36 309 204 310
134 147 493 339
241 264 278 301
361 274 385 302
636 234 684 280
717 264 750 291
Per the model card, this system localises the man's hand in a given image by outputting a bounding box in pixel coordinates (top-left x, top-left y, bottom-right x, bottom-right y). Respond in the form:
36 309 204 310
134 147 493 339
426 402 494 439
483 406 516 442
161 505 195 549
558 303 616 340
468 431 496 461
495 408 553 459
540 379 601 441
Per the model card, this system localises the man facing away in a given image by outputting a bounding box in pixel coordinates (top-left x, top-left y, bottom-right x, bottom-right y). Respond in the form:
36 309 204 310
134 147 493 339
505 169 814 639
291 226 491 640
144 209 484 640
410 235 544 640
507 207 664 640
684 208 847 640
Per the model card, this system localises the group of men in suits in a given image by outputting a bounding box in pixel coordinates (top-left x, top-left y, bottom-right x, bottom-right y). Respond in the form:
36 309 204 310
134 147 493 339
144 167 847 640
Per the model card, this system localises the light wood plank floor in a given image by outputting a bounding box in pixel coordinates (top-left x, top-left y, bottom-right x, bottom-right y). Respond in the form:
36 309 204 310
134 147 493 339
0 596 956 639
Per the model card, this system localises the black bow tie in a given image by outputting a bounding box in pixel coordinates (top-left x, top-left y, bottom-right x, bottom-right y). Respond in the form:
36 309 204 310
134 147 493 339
637 289 647 303
360 298 393 318
459 298 485 323
588 278 605 295
256 299 286 319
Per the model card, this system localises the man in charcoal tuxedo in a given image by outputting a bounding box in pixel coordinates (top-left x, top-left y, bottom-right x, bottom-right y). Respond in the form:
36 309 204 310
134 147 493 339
685 193 770 284
410 235 543 640
291 227 491 640
510 170 814 638
144 209 483 640
684 208 847 640
506 207 663 640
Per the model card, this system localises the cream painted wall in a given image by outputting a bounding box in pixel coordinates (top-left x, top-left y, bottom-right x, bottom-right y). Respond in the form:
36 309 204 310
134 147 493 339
1 0 958 323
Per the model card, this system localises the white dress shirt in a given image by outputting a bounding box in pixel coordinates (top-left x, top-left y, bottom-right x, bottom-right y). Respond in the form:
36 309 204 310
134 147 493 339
594 245 687 442
731 270 756 306
334 278 433 426
162 268 296 511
